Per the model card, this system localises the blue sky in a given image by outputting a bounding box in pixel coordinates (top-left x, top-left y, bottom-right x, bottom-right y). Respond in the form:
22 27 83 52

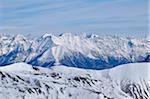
0 0 149 37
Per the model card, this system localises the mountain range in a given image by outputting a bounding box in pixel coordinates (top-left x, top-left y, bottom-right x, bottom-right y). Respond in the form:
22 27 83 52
0 33 149 69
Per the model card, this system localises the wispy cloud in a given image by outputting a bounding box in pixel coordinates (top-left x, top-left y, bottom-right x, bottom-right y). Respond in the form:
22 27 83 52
0 0 148 38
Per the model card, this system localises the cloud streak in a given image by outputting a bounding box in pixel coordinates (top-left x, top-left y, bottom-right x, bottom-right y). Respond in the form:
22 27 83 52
0 0 148 38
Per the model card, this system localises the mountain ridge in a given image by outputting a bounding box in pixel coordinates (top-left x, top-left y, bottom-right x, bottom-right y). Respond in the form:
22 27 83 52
0 62 149 99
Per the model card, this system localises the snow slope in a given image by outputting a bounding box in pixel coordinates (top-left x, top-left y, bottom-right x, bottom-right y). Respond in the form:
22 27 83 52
0 33 149 69
0 62 149 99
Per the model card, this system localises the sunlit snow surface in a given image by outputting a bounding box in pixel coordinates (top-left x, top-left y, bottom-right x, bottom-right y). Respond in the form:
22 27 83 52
0 62 149 99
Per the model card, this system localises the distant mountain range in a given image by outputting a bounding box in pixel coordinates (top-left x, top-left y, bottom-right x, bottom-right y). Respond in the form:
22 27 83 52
0 33 149 69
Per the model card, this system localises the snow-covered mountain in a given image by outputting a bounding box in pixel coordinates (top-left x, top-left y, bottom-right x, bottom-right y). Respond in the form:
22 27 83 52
0 33 149 99
0 62 149 99
0 33 149 69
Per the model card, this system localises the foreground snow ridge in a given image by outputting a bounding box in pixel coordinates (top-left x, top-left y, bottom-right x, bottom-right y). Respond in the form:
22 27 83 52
0 33 149 69
0 62 149 99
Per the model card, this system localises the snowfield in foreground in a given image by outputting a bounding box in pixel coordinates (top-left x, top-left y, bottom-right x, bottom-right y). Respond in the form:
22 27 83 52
0 62 149 99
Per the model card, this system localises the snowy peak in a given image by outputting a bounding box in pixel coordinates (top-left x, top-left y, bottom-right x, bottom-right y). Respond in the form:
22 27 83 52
42 33 54 39
0 62 33 72
51 33 98 58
